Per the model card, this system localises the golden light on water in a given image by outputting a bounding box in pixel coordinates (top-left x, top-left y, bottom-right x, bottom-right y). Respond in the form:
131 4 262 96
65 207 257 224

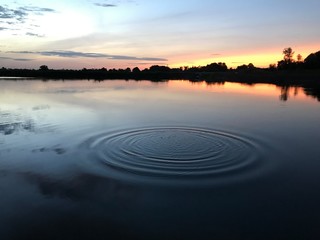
167 81 311 101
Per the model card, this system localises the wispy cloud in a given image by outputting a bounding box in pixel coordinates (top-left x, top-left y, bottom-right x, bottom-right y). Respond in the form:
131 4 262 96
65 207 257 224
19 6 56 14
0 5 55 22
0 5 27 22
93 0 136 8
94 3 117 7
13 58 34 61
133 62 169 65
40 50 107 58
0 4 56 36
26 32 45 38
9 50 168 61
0 56 33 61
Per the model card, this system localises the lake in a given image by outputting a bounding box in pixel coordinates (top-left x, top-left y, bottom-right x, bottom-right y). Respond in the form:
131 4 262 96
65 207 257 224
0 79 320 240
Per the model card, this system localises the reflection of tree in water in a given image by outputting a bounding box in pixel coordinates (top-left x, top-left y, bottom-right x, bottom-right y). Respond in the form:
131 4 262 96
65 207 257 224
279 86 290 101
205 81 225 86
193 81 320 102
303 85 320 102
278 84 320 102
0 111 35 135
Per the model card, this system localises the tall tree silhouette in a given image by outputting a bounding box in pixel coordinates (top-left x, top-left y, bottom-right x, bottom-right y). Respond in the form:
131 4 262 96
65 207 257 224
278 47 296 69
283 47 295 63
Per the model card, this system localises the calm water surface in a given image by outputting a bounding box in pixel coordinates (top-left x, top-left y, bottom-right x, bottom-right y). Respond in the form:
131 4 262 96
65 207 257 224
0 80 320 240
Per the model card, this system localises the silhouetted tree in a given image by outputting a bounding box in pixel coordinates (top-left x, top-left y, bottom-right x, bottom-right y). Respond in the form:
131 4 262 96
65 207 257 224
269 64 277 70
283 47 295 63
149 65 170 72
236 63 255 71
132 67 140 73
278 47 297 69
237 64 248 71
39 65 49 71
304 51 320 69
203 62 228 72
248 63 255 69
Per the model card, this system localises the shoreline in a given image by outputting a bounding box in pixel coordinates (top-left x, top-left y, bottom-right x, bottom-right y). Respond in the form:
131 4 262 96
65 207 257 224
1 72 319 102
0 69 319 86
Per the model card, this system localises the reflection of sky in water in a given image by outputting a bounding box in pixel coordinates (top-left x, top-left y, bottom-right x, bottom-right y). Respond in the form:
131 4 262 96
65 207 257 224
0 79 319 173
0 110 35 135
0 80 318 146
0 106 52 135
0 80 320 240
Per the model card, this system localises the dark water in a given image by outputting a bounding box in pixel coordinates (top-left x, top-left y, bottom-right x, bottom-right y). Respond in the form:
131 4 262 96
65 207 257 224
1 80 320 240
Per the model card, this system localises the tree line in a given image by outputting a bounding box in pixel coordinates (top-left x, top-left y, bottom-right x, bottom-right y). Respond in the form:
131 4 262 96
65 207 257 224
0 48 320 81
276 48 320 70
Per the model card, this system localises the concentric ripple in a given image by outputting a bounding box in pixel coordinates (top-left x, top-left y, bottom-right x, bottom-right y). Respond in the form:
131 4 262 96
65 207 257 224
82 127 265 180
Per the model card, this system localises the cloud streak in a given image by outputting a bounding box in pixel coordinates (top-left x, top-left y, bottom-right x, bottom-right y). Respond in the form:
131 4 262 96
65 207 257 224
9 50 168 61
93 0 136 8
0 56 33 61
94 3 117 7
26 32 45 38
19 6 56 14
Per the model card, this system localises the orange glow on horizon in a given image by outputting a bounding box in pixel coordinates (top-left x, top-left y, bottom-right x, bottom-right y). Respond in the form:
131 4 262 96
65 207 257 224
168 44 320 69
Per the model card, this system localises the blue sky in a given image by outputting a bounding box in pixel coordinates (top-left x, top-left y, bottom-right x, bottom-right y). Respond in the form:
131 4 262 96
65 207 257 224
0 0 319 69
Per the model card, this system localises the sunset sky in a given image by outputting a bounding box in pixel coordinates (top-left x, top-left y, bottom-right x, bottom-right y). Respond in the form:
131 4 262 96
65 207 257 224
0 0 319 69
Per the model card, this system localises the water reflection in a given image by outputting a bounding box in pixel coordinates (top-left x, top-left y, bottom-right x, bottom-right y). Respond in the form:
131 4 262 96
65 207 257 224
167 80 320 102
0 110 35 135
24 172 140 202
81 127 268 185
277 85 320 102
1 79 320 102
32 146 67 155
279 86 290 101
1 79 320 240
0 171 142 240
304 84 320 101
32 105 51 111
0 105 57 137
